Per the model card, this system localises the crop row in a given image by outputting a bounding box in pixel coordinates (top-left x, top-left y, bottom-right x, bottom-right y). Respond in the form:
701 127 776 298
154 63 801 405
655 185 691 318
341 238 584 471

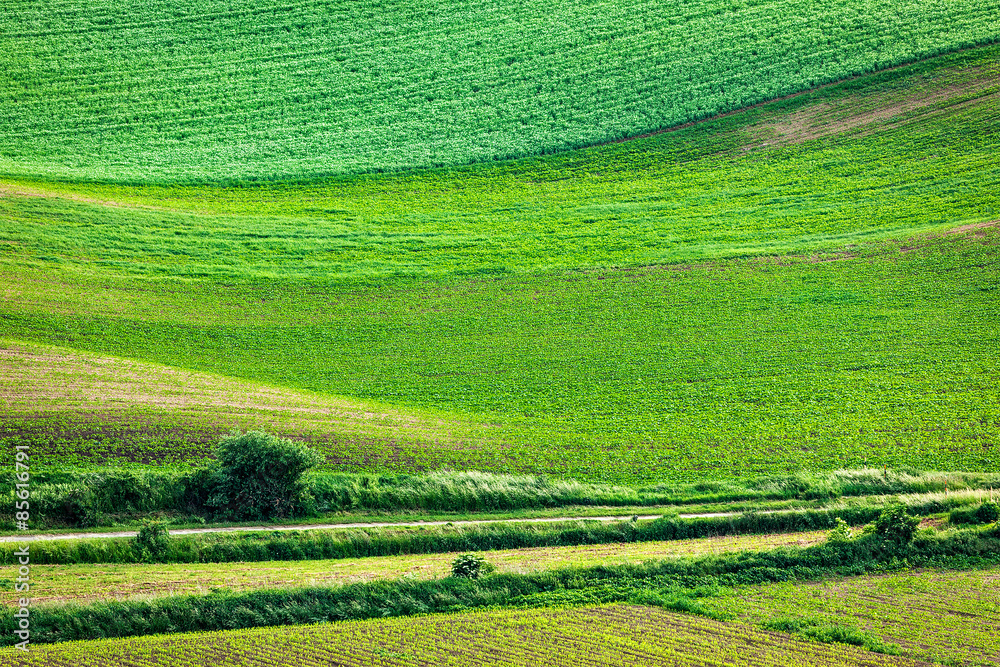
699 566 1000 666
2 0 999 181
0 603 924 666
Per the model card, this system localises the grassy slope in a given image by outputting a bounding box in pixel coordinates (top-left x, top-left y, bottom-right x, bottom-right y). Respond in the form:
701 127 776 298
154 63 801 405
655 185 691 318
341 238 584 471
2 0 999 182
0 338 489 465
1 46 998 481
4 46 999 281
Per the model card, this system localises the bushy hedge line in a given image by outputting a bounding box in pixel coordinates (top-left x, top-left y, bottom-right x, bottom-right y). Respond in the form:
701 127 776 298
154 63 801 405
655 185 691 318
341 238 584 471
5 467 999 528
0 500 967 566
2 528 997 646
949 501 1000 525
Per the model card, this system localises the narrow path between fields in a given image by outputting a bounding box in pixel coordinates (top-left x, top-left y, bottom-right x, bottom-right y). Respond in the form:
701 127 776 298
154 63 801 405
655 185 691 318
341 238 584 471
0 512 748 543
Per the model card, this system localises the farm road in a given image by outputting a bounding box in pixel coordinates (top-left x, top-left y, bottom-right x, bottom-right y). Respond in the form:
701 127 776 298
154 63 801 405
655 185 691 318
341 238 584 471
0 512 742 543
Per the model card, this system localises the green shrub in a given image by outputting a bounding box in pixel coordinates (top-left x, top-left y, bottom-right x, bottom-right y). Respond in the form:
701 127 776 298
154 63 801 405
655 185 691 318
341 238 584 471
451 553 493 579
976 501 1000 524
133 521 171 562
206 430 324 520
870 505 920 543
30 484 99 527
950 501 1000 525
94 472 154 514
826 517 854 543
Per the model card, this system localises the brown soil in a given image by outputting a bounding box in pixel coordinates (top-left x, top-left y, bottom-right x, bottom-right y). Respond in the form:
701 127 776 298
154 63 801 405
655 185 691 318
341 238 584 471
941 219 1000 237
744 80 999 150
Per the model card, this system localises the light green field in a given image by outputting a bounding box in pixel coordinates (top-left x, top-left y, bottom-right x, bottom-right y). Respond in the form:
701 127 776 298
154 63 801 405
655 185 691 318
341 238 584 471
3 0 999 182
6 531 829 607
2 46 998 482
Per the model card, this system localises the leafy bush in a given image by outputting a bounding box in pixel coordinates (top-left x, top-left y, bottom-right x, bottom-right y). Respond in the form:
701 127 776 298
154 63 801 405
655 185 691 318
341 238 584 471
29 484 101 527
869 505 920 543
976 501 1000 524
206 431 324 520
451 553 494 579
133 521 170 562
950 501 1000 525
826 517 853 543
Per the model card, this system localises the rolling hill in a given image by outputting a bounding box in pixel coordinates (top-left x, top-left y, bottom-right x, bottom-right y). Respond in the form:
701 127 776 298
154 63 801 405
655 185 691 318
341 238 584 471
1 0 999 182
1 45 997 481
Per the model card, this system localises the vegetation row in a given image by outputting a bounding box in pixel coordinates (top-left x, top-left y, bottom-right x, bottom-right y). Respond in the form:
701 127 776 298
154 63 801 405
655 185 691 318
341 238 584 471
1 522 996 646
5 455 998 529
4 498 993 566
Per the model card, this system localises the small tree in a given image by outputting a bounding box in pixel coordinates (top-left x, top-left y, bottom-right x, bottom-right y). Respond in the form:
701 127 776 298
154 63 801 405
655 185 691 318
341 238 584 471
206 430 324 520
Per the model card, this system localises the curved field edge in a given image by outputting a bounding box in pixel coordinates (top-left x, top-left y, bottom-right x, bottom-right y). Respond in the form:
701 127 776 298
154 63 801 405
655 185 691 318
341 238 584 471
2 0 999 182
0 604 927 666
0 338 496 465
3 43 1000 285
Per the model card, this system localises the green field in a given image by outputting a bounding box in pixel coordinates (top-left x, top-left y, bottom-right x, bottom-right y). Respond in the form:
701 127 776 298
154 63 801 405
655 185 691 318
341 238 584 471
2 45 999 482
4 3 1000 663
702 567 1000 666
6 559 998 667
3 0 999 182
6 530 828 607
0 603 932 666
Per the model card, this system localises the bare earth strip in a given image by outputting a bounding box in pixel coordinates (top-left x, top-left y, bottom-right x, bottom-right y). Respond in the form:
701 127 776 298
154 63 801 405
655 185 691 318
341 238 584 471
0 604 927 666
742 63 1000 150
6 530 829 607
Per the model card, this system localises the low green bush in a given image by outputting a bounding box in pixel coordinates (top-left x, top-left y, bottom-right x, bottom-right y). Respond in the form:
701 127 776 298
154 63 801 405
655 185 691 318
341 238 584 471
950 501 1000 525
451 553 494 579
133 520 171 562
869 505 920 544
206 430 324 520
